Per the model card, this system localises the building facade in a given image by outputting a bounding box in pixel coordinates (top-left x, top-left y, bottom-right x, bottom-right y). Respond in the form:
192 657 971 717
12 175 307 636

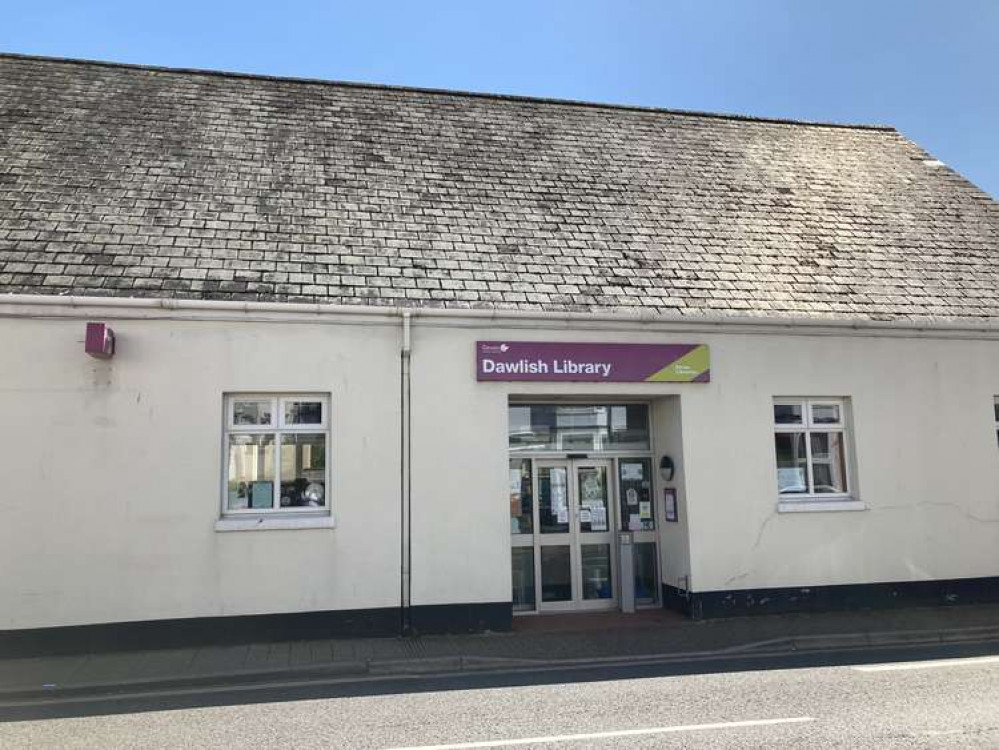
0 54 996 651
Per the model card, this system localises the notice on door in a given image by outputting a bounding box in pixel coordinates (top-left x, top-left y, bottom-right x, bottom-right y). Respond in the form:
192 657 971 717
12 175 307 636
591 506 608 531
476 342 710 382
621 462 644 481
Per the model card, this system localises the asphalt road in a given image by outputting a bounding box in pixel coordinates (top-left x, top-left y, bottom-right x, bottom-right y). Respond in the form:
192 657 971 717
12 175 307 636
2 650 998 749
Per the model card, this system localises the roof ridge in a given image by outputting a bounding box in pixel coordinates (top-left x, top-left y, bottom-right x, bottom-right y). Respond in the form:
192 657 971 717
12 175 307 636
0 50 897 132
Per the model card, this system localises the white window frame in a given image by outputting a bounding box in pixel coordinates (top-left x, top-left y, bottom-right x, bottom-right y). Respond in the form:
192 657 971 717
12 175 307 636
217 393 333 531
773 397 863 512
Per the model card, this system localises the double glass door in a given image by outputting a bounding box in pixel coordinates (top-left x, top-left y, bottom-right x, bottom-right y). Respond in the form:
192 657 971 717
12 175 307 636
534 459 617 611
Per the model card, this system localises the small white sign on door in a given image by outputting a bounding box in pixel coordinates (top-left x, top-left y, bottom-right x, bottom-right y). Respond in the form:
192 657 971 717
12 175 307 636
591 506 608 531
621 463 644 481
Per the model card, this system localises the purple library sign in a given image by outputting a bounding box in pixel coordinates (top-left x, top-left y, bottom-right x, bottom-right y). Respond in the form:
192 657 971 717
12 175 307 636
476 341 710 383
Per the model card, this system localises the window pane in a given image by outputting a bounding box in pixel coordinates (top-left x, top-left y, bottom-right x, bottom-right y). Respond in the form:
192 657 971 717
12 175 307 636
540 546 572 602
774 432 808 493
508 404 649 453
577 466 609 533
608 405 651 451
509 459 533 534
538 466 570 533
581 544 613 600
557 405 609 452
284 400 323 425
619 458 653 531
511 547 535 611
508 405 547 452
233 399 273 426
773 403 803 425
811 403 841 425
810 432 848 493
227 434 275 510
633 542 658 605
280 433 327 507
509 404 555 452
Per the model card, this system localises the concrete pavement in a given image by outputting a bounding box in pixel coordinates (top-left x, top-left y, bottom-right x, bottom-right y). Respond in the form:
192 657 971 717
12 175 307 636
4 648 999 748
2 604 998 706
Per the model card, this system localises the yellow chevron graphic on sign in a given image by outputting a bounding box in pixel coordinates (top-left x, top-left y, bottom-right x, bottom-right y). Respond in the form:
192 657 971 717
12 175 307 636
645 345 710 382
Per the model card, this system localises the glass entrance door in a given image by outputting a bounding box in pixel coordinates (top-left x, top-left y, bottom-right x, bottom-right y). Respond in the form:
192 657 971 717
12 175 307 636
535 459 617 612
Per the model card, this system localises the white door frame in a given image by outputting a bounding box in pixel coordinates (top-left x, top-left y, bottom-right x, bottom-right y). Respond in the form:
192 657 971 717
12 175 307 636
534 458 618 612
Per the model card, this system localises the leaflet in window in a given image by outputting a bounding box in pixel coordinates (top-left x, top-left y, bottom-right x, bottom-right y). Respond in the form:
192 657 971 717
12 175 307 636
250 481 274 509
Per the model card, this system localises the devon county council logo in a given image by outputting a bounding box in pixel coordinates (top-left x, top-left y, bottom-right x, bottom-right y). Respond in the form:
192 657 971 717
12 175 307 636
480 343 510 354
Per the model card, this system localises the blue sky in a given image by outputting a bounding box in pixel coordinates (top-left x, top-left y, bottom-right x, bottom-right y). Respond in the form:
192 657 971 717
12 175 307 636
2 1 996 196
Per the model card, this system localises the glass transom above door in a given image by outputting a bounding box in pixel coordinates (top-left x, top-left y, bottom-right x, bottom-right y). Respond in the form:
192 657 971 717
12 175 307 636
509 404 650 454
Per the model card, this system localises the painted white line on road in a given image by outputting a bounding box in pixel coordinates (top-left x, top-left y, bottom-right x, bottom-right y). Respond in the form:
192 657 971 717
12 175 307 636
853 655 999 672
380 717 815 750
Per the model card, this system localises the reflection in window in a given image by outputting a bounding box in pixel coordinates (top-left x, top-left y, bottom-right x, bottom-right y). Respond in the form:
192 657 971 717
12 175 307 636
541 546 572 602
284 400 323 425
280 433 327 507
509 459 533 534
509 404 650 453
810 432 847 493
773 403 803 425
773 399 851 498
227 434 275 510
633 542 659 605
233 400 273 426
774 432 808 494
511 547 536 611
581 544 612 600
223 395 330 516
810 403 841 425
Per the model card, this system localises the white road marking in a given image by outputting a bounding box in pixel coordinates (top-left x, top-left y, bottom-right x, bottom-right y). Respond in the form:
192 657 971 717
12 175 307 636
380 716 815 750
853 655 999 672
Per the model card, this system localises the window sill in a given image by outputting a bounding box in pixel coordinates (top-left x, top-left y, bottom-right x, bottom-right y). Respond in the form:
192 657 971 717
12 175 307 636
777 498 866 514
214 514 336 532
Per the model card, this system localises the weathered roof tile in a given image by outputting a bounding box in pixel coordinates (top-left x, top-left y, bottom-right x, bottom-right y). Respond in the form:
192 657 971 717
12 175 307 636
0 54 996 320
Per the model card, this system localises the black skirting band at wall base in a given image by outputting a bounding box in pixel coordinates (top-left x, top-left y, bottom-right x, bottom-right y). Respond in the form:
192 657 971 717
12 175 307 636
0 602 512 659
662 575 999 619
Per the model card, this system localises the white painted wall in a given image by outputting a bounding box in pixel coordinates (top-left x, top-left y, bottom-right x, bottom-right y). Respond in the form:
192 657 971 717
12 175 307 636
0 313 402 629
651 396 691 593
678 332 999 592
2 302 998 631
410 321 999 598
408 325 511 607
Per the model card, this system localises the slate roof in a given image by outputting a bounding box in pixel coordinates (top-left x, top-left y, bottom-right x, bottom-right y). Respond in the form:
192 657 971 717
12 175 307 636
0 53 996 321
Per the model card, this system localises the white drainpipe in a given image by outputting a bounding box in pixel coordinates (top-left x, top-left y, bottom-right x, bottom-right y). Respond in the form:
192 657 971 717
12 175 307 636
400 311 413 634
